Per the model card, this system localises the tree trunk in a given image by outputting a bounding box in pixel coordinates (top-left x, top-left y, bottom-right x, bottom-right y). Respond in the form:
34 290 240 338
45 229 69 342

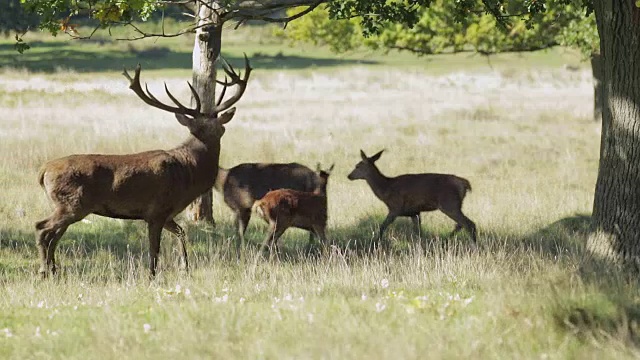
588 1 640 269
185 1 223 225
590 52 603 122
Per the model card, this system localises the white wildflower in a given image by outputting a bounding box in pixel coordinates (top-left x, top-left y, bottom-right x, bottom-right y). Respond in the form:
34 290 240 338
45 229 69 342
361 293 368 301
239 297 246 304
3 328 13 338
35 327 41 338
284 294 293 302
380 279 389 289
143 324 152 333
375 302 386 313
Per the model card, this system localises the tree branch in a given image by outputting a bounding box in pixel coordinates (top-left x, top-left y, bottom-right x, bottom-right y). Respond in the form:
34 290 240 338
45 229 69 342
226 0 322 29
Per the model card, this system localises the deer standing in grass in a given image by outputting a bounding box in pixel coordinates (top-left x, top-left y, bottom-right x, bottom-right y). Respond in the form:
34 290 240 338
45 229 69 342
251 165 333 256
347 150 476 247
214 162 334 254
34 56 251 278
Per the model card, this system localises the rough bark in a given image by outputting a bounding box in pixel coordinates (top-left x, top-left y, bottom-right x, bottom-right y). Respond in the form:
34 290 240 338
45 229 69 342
185 1 223 225
588 1 640 269
590 52 603 122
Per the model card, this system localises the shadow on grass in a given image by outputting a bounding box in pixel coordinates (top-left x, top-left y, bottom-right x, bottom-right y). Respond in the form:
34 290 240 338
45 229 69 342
1 47 376 73
517 214 640 349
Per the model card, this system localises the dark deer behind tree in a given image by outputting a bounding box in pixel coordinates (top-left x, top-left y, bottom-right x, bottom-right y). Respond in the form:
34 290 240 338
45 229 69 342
35 56 251 278
213 162 334 253
347 150 476 247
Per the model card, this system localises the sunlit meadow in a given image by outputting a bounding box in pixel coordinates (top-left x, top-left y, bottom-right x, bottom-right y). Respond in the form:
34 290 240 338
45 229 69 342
1 28 638 358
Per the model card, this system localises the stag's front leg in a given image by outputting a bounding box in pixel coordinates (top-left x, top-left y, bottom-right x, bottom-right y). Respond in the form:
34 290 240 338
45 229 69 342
163 220 188 272
147 221 164 278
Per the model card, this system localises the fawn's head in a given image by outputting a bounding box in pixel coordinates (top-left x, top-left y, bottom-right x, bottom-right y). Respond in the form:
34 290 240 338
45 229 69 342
314 163 335 195
347 149 384 181
122 55 252 145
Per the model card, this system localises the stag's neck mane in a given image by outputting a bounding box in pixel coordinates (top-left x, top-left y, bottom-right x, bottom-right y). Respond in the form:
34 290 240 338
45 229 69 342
169 136 218 163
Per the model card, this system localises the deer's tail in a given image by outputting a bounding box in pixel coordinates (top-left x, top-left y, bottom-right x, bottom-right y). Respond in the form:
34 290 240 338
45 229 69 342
251 200 265 218
455 177 472 200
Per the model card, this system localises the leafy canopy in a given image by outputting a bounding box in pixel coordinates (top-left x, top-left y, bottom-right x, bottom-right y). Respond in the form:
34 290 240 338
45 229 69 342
282 0 598 57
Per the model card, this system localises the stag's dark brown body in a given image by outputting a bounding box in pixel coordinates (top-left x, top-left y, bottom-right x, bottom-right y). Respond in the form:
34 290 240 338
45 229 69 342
39 143 218 221
35 57 250 278
348 150 476 246
214 162 333 252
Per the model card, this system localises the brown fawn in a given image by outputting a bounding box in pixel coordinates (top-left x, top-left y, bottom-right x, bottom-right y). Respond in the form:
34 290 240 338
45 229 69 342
347 149 476 247
35 56 251 278
251 165 333 256
214 162 334 254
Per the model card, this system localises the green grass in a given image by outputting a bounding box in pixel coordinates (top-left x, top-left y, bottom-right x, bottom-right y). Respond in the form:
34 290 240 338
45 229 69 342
1 24 639 359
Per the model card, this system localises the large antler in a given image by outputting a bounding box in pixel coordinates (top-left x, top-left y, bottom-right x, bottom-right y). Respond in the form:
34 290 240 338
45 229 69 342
214 54 252 114
122 65 203 118
123 55 251 117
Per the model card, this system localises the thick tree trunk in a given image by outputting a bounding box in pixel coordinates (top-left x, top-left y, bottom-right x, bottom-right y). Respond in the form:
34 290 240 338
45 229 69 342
185 1 223 225
588 1 640 269
590 53 603 122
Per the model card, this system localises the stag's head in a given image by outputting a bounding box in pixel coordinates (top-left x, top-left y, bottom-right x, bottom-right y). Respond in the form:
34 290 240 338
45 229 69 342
122 55 252 144
347 149 384 181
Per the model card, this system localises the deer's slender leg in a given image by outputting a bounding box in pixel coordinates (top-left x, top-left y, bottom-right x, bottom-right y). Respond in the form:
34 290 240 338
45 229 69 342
235 209 252 257
147 221 164 277
410 213 421 237
378 213 397 245
163 220 188 272
35 207 83 278
311 225 329 253
260 221 286 259
439 205 477 244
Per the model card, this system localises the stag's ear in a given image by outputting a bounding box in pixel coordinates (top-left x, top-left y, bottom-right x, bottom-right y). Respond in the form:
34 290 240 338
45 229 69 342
175 114 194 127
316 162 322 172
360 149 368 160
370 149 384 162
217 107 237 125
328 163 335 173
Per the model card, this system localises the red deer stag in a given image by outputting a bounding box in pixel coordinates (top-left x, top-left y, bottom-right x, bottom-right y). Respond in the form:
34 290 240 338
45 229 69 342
347 150 476 247
34 56 251 278
251 166 333 256
214 163 334 253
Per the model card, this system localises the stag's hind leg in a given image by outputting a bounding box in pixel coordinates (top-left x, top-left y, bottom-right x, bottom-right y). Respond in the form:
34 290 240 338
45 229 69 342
163 220 188 272
35 207 84 278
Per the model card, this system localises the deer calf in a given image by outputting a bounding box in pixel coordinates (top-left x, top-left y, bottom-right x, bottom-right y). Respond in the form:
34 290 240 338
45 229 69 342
251 167 332 255
214 162 333 253
347 150 476 247
34 57 251 278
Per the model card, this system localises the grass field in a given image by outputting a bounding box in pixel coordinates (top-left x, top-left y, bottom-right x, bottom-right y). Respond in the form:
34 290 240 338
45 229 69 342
1 24 639 359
